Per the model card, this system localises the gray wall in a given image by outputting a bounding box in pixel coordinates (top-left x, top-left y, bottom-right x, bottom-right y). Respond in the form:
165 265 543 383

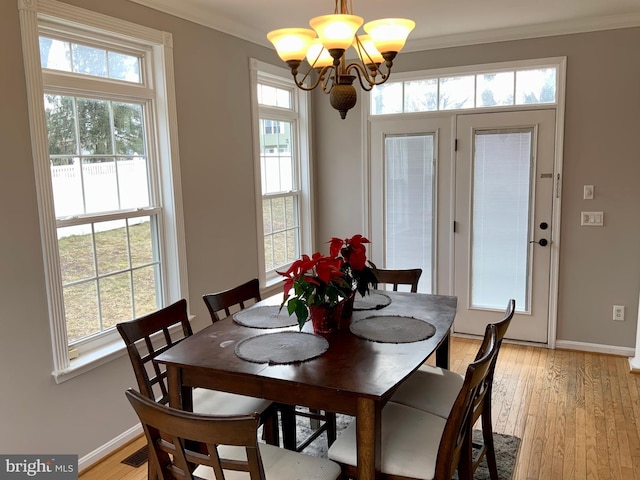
1 0 639 464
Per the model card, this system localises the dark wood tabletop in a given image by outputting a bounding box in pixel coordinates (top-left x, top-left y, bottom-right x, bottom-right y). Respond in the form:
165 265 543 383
156 290 457 480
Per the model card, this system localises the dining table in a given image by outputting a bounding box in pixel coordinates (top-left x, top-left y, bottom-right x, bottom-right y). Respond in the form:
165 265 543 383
156 290 457 480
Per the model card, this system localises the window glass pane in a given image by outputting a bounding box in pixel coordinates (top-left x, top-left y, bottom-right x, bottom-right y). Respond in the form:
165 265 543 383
77 98 112 155
129 217 155 266
404 79 438 113
72 43 108 77
95 219 129 275
113 102 145 155
64 281 99 343
100 272 133 330
263 233 275 271
58 226 96 283
260 120 293 194
132 266 160 317
108 51 141 83
82 158 118 213
385 134 435 293
371 82 403 115
45 95 77 155
516 68 556 104
118 157 150 209
471 129 533 310
439 75 475 110
40 36 142 84
40 37 71 71
258 84 291 108
476 72 514 107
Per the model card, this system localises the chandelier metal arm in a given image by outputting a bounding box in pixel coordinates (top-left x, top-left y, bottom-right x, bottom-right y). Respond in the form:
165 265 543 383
344 60 393 91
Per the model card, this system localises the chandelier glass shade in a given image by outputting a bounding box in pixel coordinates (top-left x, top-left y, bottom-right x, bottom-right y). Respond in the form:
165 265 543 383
267 0 415 119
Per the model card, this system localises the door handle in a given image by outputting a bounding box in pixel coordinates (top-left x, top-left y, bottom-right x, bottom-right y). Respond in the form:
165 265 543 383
529 238 549 247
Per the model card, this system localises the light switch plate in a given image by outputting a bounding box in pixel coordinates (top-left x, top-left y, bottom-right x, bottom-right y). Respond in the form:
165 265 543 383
581 211 604 226
583 185 594 200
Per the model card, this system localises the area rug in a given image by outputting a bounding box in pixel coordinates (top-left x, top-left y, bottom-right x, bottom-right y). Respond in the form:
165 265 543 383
297 414 520 480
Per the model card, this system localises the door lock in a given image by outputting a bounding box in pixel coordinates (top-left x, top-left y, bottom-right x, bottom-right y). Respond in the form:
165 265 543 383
529 238 549 247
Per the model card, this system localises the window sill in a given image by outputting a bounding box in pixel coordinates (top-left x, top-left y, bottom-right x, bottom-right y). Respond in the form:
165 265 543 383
51 315 196 384
52 338 127 384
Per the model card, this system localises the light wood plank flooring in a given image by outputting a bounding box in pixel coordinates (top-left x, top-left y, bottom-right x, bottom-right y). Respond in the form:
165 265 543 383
80 337 640 479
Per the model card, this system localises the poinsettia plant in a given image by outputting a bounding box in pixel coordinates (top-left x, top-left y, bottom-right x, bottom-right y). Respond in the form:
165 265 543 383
330 234 378 297
277 252 351 330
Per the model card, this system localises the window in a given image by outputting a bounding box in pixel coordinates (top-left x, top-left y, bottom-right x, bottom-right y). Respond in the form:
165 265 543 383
372 65 557 115
250 59 312 286
20 0 188 382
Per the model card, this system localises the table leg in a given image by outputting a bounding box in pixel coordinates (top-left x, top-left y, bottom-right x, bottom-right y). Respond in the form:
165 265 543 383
166 366 192 411
356 398 381 480
435 329 451 369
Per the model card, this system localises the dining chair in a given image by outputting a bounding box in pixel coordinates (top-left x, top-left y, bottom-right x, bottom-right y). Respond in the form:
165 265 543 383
116 300 280 461
203 279 337 453
203 278 262 323
327 325 499 480
389 299 516 479
374 268 422 293
125 388 343 480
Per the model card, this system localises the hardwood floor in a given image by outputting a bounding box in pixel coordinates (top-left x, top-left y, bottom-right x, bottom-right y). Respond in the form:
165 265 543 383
79 337 640 479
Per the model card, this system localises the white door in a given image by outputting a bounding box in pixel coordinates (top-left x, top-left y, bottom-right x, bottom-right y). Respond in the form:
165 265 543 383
370 116 454 294
454 110 556 343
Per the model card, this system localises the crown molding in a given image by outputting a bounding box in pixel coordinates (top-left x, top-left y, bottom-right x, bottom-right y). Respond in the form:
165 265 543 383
129 0 640 52
403 11 640 52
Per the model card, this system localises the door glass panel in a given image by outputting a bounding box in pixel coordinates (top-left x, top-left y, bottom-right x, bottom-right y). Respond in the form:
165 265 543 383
471 129 533 310
385 134 435 293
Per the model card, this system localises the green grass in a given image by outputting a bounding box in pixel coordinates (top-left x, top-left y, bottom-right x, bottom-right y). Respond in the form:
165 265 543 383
58 222 159 342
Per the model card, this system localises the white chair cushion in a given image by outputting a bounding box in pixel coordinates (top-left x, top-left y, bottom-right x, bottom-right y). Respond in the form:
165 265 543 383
390 364 463 418
192 387 273 416
328 402 446 480
194 443 341 480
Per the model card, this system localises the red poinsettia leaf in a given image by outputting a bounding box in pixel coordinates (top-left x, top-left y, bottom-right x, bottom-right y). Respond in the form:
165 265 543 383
329 237 344 258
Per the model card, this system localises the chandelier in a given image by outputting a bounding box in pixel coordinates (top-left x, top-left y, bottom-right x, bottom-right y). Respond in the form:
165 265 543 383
267 0 415 119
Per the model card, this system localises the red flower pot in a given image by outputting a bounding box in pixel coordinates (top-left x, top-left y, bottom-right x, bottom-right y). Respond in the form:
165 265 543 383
309 302 344 334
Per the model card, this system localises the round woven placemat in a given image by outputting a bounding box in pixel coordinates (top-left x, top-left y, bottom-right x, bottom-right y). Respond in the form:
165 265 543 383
350 315 436 343
235 331 329 364
233 305 298 329
353 292 392 311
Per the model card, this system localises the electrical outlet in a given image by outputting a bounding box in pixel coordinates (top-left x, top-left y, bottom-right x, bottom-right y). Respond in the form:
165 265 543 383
613 305 625 321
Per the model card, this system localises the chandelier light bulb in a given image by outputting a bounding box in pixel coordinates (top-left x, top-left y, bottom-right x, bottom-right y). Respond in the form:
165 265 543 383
306 39 334 69
267 28 317 62
363 18 415 53
353 35 384 66
310 14 364 51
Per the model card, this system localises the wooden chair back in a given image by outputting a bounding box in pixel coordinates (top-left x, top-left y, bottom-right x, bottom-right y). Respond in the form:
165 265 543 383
469 299 515 475
203 278 262 323
125 388 267 480
374 268 422 293
435 324 498 479
116 299 192 405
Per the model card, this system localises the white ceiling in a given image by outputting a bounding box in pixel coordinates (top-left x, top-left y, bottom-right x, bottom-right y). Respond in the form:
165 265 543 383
129 0 640 51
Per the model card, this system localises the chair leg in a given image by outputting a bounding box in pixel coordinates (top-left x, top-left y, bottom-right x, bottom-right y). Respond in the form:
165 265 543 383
279 404 297 450
481 409 500 480
262 405 280 446
325 411 337 446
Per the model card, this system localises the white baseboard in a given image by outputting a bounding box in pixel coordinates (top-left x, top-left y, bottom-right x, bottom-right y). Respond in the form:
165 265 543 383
78 423 142 473
555 339 634 357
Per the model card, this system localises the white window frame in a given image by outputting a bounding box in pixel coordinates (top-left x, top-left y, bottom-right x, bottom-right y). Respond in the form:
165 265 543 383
249 59 313 288
19 0 189 383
